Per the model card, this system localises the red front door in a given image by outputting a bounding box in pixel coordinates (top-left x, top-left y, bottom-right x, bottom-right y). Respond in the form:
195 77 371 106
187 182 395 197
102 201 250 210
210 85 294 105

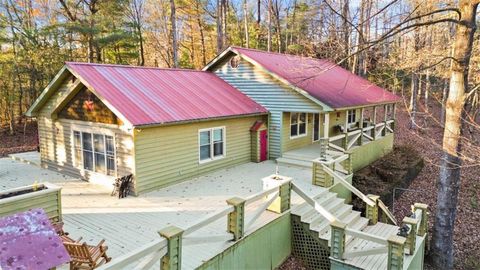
260 130 268 161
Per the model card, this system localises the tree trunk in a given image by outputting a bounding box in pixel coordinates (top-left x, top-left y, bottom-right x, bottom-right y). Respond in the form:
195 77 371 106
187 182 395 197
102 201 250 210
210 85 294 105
440 79 448 126
409 72 418 130
243 0 249 48
267 0 272 52
138 25 145 66
170 0 178 67
216 0 225 52
425 70 430 112
431 2 478 269
342 0 349 68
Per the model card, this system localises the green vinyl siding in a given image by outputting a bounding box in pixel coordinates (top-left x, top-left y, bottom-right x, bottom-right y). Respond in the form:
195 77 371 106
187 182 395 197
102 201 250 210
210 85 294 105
282 112 318 152
213 57 324 158
133 115 266 194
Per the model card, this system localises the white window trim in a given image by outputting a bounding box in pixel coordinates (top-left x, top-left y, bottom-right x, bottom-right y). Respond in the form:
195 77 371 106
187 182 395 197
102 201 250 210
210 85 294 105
347 109 357 126
290 112 308 139
72 130 117 177
198 126 226 164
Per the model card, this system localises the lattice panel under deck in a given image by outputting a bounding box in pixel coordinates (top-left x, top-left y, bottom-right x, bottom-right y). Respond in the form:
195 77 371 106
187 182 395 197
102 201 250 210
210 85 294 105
291 214 331 270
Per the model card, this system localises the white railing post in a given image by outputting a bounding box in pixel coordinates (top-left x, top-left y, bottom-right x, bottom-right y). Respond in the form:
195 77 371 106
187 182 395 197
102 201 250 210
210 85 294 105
403 217 418 255
330 220 347 260
312 159 333 188
159 226 183 270
366 194 380 225
387 235 406 270
262 174 292 214
226 197 246 241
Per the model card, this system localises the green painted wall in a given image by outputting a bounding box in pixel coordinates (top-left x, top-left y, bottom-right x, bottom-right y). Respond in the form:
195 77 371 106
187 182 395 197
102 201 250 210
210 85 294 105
198 214 291 270
134 115 266 194
282 112 318 153
350 133 394 172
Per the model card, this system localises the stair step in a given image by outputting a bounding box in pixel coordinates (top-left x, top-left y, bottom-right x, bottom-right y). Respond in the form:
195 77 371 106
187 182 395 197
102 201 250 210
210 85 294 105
312 204 353 236
303 200 343 224
291 202 312 216
345 218 370 245
276 157 312 168
282 153 317 162
322 217 370 245
299 194 340 223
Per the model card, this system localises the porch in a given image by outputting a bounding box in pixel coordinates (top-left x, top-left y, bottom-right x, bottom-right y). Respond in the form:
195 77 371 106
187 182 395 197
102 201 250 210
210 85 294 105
278 103 396 170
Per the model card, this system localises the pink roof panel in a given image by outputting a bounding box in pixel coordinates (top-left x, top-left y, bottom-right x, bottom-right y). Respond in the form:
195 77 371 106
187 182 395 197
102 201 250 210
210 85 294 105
66 62 267 126
231 47 401 109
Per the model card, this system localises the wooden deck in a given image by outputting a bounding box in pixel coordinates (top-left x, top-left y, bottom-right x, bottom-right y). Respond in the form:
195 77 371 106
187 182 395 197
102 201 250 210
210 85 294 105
343 222 399 269
2 154 324 269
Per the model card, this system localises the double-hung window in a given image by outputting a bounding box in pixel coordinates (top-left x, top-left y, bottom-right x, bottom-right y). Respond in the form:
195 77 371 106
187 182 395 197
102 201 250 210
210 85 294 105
73 131 116 176
290 112 307 138
347 110 356 124
199 127 225 163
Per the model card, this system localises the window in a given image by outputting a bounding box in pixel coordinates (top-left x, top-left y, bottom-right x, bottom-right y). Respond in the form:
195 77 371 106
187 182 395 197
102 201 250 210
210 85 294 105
73 131 116 176
347 110 356 124
199 127 225 162
229 56 240 68
290 112 307 138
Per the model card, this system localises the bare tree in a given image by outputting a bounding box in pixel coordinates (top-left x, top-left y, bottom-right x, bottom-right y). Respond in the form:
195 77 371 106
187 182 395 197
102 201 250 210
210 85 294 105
431 1 479 269
170 0 178 67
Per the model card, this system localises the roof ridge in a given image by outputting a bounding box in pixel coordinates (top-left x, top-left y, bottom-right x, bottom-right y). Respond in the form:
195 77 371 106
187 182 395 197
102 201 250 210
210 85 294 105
230 46 333 63
65 62 207 73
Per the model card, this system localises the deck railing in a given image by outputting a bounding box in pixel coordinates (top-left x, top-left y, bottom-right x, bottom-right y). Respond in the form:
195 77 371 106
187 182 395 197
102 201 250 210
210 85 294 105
98 175 293 270
312 156 398 226
330 203 429 270
327 119 394 153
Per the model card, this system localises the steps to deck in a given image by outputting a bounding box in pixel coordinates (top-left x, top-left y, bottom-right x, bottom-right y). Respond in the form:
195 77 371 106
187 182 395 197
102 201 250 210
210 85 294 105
291 188 413 270
291 190 370 242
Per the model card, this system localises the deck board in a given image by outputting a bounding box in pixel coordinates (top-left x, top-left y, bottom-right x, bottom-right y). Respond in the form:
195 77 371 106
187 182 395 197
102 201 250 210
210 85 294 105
344 222 399 269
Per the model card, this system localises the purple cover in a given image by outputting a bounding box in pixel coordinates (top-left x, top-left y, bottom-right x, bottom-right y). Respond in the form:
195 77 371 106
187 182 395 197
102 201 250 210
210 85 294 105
0 208 71 270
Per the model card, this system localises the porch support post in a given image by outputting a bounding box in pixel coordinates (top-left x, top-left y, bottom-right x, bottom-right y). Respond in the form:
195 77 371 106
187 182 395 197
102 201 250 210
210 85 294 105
341 152 353 174
392 103 397 130
323 113 330 139
403 217 418 255
365 194 380 225
319 137 328 159
159 226 184 270
387 235 406 270
343 110 349 150
330 220 347 260
371 106 377 140
226 197 245 241
358 108 364 146
382 104 388 136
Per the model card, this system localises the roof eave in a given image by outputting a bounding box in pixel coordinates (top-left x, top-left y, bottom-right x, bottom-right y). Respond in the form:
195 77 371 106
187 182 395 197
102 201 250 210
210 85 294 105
204 46 334 112
25 66 69 117
332 99 402 111
133 111 269 129
64 64 134 129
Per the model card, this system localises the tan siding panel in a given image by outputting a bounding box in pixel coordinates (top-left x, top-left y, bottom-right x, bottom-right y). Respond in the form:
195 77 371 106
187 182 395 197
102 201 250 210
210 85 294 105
134 116 265 194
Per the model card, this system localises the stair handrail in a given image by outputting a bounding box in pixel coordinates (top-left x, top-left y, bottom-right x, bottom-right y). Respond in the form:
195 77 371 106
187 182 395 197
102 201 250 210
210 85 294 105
321 164 375 207
378 198 398 225
291 183 336 222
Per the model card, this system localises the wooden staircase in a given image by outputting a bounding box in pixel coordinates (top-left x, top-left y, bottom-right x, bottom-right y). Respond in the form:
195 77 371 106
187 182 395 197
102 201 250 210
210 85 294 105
291 189 370 245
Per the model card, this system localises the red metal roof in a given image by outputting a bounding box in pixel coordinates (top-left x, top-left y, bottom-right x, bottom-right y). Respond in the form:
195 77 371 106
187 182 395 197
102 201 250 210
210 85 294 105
231 47 401 109
66 62 267 126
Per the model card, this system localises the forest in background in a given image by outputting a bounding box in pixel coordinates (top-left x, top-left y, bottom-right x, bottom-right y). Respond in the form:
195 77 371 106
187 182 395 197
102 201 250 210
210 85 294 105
1 0 480 269
1 0 478 130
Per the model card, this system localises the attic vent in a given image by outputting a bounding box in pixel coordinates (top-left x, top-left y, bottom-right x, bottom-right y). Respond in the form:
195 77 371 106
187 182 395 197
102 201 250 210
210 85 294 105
229 56 240 69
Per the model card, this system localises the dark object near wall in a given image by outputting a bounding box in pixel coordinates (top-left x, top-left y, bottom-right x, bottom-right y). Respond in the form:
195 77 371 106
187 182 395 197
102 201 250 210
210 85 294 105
111 174 133 198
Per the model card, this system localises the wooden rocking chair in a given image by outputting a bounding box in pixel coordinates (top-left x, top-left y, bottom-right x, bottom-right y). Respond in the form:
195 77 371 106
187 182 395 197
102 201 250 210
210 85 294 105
64 240 111 270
